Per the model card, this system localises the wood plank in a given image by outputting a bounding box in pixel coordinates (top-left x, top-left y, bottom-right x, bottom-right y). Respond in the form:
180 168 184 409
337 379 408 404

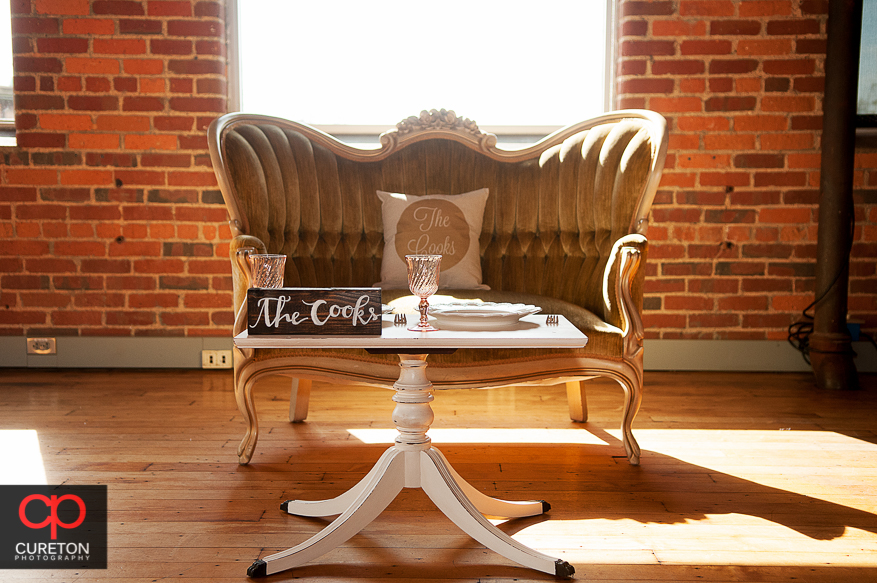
1 369 876 582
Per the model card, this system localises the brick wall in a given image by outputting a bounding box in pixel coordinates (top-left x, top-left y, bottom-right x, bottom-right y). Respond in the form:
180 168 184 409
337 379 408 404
617 0 877 341
1 0 875 346
1 0 230 337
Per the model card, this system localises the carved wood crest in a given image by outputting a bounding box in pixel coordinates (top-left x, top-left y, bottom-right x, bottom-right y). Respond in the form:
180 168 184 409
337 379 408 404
380 109 498 152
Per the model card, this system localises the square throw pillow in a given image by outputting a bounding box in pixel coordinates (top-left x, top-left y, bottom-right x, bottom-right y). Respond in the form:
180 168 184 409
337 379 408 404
376 188 490 290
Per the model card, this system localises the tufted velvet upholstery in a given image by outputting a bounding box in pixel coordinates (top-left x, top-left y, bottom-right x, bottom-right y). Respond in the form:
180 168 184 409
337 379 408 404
209 110 668 465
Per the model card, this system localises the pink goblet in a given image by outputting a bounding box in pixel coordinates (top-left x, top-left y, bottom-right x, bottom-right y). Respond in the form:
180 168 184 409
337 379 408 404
405 254 441 331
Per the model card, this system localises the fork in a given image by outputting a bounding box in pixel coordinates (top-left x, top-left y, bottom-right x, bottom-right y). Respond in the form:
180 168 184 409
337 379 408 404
546 314 559 326
394 313 407 326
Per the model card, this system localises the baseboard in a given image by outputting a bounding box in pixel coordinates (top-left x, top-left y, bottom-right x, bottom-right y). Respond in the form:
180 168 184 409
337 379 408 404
0 336 874 372
0 336 233 369
643 339 876 373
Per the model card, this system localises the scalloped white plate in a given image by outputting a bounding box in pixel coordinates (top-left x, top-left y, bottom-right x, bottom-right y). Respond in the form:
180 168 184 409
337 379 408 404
429 302 541 329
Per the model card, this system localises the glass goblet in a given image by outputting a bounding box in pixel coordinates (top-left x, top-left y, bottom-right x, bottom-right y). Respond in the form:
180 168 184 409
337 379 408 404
248 254 287 288
406 254 442 332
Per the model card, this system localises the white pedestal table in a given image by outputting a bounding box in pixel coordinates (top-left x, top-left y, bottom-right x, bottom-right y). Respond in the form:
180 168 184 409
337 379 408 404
234 314 587 579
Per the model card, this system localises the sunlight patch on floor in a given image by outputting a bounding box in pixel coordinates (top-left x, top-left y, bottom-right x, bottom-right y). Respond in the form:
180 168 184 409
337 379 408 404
0 430 47 485
347 427 610 445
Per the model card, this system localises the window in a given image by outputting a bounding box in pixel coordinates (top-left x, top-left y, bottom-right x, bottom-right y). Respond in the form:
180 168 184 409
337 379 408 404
1 0 13 134
858 0 877 128
231 0 613 142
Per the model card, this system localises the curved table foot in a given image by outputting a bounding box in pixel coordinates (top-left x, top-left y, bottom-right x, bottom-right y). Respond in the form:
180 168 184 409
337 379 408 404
253 449 405 576
281 448 398 518
430 448 548 518
421 448 573 578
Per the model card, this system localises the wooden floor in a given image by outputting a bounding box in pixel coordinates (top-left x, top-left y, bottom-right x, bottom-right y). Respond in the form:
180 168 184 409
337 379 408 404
1 369 876 582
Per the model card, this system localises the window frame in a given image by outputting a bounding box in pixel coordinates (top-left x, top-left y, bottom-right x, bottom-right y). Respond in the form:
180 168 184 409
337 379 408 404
225 0 617 140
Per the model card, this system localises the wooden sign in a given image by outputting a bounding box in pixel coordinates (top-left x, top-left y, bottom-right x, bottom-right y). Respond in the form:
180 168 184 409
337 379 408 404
247 288 382 336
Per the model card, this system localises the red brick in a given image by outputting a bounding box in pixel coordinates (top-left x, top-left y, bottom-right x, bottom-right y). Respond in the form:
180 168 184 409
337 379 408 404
676 116 730 131
95 114 151 131
123 96 165 111
0 187 37 202
739 1 794 16
688 313 741 328
154 115 194 131
68 134 120 150
709 59 758 74
704 134 756 151
738 39 793 56
114 77 138 92
195 40 223 56
621 40 676 57
36 37 88 53
40 188 91 201
63 18 116 35
147 1 192 16
84 77 111 92
620 59 647 76
13 57 63 74
763 59 815 75
65 57 119 74
13 16 60 34
122 59 163 74
93 38 147 54
141 153 192 167
194 2 222 17
129 293 179 308
4 168 57 185
60 168 115 185
35 0 89 15
105 311 155 326
761 133 813 150
735 115 788 131
650 96 703 112
167 19 221 37
150 39 192 55
766 19 820 35
710 20 762 35
795 38 826 54
114 170 167 186
621 1 674 16
680 0 734 16
125 134 178 150
708 77 733 92
15 133 67 148
753 172 807 187
734 153 785 168
651 59 705 75
93 1 145 15
67 95 119 111
167 58 224 75
681 39 731 55
705 96 757 112
69 205 122 220
652 20 707 36
619 78 674 94
119 18 163 34
183 293 229 308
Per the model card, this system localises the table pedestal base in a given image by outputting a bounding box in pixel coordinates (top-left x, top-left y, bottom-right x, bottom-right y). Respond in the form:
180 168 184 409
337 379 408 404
247 355 574 579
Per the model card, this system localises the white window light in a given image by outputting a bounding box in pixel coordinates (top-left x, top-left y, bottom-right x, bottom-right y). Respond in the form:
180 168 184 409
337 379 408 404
228 0 615 141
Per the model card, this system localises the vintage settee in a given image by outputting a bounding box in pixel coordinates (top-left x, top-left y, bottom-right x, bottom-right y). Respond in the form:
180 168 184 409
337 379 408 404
208 109 668 465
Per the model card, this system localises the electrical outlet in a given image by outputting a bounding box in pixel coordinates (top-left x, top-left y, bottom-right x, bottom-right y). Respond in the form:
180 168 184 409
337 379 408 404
201 350 232 369
27 337 57 355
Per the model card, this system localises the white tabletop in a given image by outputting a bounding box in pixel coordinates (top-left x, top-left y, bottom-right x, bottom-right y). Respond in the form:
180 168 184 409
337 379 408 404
234 314 587 350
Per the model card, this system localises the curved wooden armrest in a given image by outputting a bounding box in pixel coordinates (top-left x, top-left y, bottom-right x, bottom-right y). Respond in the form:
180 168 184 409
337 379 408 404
601 233 648 340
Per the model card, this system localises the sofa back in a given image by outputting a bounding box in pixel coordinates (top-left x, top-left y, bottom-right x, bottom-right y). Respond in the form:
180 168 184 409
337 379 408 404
209 111 667 315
